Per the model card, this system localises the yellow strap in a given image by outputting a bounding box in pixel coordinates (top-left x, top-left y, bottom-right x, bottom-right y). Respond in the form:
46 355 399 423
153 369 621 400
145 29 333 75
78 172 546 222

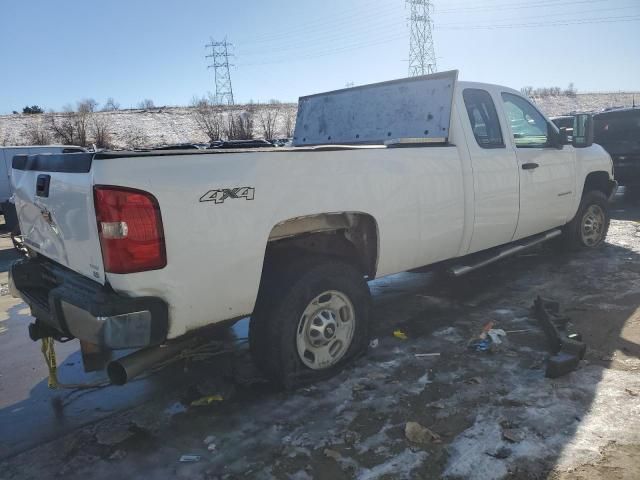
41 337 59 389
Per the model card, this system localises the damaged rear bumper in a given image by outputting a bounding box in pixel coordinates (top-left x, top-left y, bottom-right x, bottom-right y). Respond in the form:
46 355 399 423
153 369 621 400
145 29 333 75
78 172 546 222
9 257 168 349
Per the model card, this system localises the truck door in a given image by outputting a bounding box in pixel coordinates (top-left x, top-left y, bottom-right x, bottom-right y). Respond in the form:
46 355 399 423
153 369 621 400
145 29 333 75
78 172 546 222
460 88 519 254
500 92 575 240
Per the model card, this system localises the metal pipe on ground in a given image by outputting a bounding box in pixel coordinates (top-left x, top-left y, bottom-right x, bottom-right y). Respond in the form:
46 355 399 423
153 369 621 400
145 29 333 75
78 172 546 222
107 336 202 385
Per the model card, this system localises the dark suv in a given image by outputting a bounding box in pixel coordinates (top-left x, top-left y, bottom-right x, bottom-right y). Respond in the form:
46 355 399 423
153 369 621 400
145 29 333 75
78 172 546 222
593 108 640 187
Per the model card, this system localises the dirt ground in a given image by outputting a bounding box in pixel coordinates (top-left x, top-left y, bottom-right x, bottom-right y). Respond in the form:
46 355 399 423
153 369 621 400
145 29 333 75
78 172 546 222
0 191 639 480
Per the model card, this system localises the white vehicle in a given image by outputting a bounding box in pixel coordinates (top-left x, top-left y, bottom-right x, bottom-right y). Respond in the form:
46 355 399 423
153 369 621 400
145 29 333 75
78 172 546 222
0 145 85 227
9 72 616 387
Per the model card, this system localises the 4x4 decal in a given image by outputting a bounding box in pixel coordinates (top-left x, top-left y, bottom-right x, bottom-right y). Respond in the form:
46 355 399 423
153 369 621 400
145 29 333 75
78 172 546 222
200 187 255 204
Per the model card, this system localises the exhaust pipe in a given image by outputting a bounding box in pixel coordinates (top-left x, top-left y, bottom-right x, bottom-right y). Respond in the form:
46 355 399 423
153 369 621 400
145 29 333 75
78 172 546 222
107 336 201 385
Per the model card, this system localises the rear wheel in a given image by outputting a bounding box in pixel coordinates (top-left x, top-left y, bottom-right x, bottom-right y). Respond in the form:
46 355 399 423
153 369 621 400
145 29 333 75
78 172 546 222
560 190 610 249
249 257 371 389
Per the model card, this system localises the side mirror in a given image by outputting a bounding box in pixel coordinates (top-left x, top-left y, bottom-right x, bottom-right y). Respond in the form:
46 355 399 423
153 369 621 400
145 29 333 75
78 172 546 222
572 113 594 148
547 122 567 149
558 127 569 145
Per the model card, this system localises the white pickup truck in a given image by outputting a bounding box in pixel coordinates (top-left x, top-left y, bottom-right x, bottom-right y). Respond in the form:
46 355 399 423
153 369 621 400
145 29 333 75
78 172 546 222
9 71 616 387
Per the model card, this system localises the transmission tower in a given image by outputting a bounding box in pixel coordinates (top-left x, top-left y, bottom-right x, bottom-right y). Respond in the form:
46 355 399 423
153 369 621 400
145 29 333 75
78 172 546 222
407 0 437 76
205 38 235 105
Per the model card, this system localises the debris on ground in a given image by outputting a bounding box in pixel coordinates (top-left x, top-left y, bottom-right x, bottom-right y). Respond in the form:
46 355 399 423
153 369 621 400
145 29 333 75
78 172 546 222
486 446 512 459
533 296 586 378
179 454 201 462
344 430 360 445
468 338 492 352
500 420 524 443
190 394 224 406
323 448 341 461
414 353 440 358
405 421 441 444
501 428 522 443
468 321 508 353
369 338 379 348
487 328 506 345
464 377 482 385
393 330 408 340
625 388 639 397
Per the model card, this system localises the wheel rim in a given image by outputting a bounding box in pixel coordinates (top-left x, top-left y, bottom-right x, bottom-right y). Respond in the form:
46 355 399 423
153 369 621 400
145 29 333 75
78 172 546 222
580 204 606 246
296 290 356 370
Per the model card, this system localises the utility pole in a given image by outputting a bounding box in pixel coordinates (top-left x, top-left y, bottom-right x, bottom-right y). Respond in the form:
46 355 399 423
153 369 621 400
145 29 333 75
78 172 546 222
407 0 437 76
205 38 235 105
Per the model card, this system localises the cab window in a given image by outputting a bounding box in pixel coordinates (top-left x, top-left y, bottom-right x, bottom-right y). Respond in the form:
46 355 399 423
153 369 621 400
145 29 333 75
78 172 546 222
501 92 549 148
463 89 504 149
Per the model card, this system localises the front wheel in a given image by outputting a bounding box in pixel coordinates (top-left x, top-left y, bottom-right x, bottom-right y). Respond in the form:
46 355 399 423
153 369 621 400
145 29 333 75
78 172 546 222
560 190 610 250
249 258 371 389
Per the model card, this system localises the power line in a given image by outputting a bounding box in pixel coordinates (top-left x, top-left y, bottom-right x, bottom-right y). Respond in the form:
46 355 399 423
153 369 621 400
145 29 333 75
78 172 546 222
235 14 639 68
437 0 608 13
407 0 437 76
236 3 637 58
205 38 235 105
440 13 640 29
234 0 611 49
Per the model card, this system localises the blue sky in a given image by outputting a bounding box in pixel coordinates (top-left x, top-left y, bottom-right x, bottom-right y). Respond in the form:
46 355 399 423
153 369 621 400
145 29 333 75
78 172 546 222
1 0 639 113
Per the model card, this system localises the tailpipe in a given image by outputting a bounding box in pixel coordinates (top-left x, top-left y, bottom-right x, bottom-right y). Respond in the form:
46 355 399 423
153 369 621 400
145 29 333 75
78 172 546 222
107 337 200 385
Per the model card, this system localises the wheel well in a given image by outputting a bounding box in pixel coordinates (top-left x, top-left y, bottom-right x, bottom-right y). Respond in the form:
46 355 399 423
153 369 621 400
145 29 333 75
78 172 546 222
264 212 379 279
584 171 614 197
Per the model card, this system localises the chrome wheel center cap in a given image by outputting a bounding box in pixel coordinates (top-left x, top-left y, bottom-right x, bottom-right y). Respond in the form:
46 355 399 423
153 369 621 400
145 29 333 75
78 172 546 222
308 310 337 346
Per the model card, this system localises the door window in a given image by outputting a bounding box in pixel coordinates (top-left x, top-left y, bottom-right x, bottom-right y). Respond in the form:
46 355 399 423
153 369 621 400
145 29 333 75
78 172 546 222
463 89 504 149
501 93 549 148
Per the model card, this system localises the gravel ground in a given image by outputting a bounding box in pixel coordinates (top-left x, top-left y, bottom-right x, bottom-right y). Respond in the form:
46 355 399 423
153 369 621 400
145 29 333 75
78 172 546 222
0 193 639 480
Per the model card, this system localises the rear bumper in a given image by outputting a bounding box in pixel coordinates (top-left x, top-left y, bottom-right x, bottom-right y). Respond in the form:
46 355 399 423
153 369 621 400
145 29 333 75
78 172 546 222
9 257 168 349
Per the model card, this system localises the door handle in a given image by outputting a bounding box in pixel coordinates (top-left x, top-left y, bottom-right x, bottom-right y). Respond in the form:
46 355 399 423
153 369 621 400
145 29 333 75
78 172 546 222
36 174 51 197
521 162 539 170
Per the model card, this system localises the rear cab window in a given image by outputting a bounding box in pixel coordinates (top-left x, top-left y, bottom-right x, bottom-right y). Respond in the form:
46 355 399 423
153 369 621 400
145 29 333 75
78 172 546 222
462 89 504 149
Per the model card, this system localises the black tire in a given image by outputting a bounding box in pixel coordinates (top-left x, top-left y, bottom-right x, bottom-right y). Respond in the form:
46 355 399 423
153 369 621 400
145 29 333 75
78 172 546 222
559 190 610 250
249 256 371 389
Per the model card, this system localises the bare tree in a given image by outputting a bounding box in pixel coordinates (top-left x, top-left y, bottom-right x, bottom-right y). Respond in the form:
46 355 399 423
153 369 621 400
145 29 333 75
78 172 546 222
48 103 90 146
564 82 577 97
282 106 296 138
224 106 255 140
91 115 112 149
137 99 155 109
78 98 99 113
520 86 533 97
103 97 120 111
191 96 224 142
258 104 280 140
25 121 52 145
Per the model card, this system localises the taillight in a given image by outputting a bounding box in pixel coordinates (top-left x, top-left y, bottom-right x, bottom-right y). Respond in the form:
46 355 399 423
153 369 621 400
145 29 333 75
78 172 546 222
94 186 166 274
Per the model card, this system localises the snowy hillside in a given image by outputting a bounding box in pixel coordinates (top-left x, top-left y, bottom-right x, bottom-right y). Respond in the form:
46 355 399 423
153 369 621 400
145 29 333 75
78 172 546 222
532 91 638 117
1 92 637 149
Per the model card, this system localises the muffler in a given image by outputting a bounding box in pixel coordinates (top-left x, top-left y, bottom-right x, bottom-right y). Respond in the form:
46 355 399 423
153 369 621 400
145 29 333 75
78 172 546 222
107 336 201 385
